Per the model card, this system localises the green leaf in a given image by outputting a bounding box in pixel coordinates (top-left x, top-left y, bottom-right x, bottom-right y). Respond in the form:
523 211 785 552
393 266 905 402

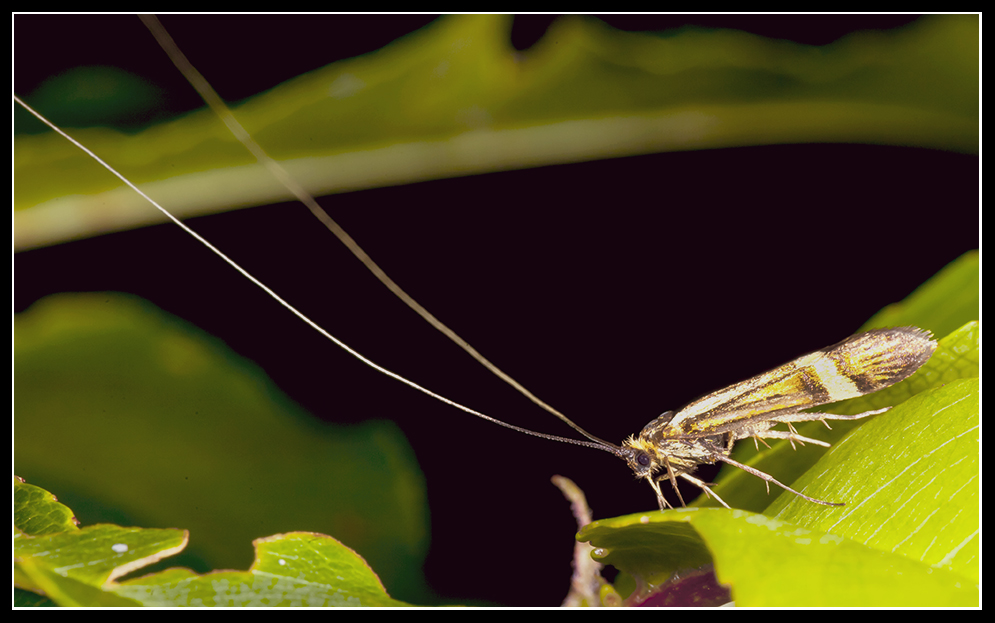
17 558 143 607
15 15 978 249
16 522 186 594
576 252 979 607
696 510 975 607
583 410 976 607
14 475 80 536
14 293 430 602
15 478 183 606
769 380 979 583
112 532 412 607
695 252 979 512
14 479 413 606
580 378 978 606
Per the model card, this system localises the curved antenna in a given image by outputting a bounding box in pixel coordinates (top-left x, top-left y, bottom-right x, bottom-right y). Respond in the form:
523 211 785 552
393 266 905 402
136 14 609 447
470 415 623 455
15 94 623 456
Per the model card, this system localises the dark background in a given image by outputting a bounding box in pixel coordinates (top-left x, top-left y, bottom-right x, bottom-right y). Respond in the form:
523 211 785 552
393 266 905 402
15 15 977 606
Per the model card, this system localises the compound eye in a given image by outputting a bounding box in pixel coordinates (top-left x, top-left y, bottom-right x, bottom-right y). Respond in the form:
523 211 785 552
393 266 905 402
637 453 651 467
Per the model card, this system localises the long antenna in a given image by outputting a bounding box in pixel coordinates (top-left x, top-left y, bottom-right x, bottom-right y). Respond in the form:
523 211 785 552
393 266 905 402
13 94 623 457
134 14 616 449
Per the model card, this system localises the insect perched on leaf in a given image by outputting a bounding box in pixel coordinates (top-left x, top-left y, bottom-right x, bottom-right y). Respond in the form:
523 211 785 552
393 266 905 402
522 326 937 510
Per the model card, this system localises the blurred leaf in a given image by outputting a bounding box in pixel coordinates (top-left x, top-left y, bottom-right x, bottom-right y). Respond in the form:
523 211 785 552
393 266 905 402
14 14 978 249
17 66 167 131
14 293 430 602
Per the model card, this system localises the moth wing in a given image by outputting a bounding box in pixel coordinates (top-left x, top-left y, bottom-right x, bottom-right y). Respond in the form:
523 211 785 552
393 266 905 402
666 327 936 438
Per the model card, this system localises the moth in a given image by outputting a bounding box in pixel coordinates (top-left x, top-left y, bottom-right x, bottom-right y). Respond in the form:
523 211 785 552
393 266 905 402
530 326 937 510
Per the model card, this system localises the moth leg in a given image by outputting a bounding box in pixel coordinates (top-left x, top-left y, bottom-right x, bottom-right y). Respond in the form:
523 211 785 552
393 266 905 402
771 407 890 425
821 407 891 420
678 473 731 509
662 456 687 508
757 407 892 449
786 422 802 447
646 475 673 511
751 435 772 451
715 454 844 506
753 429 831 448
783 423 800 450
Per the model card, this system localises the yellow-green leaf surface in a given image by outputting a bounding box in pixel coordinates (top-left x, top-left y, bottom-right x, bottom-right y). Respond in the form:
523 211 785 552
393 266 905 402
769 380 979 575
696 252 979 512
14 293 429 602
15 479 412 606
14 14 978 250
113 532 411 606
14 475 80 536
577 253 979 607
580 378 978 606
15 478 183 606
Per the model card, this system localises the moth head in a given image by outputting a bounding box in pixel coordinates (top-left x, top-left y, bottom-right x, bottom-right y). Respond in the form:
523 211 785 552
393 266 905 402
616 409 679 478
619 435 662 479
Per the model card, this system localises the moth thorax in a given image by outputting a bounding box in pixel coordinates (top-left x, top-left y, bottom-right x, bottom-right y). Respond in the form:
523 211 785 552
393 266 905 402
638 410 677 436
622 424 735 484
